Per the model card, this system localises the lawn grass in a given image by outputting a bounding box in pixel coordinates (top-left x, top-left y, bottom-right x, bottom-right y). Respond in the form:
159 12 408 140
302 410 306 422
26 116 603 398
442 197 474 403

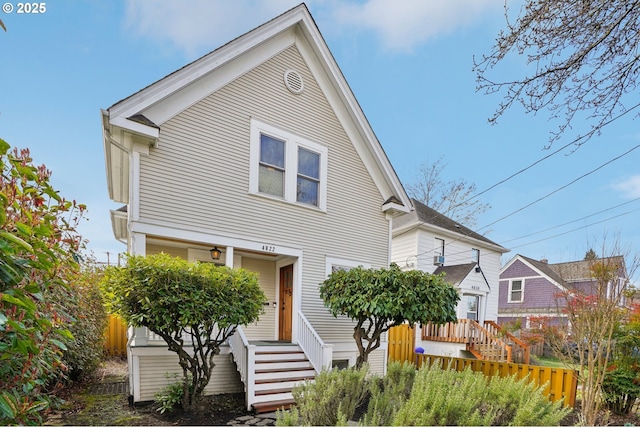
532 355 575 369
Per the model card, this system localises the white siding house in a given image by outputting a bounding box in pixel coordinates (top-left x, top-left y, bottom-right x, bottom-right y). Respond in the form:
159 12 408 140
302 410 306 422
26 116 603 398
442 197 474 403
391 199 510 359
101 4 411 411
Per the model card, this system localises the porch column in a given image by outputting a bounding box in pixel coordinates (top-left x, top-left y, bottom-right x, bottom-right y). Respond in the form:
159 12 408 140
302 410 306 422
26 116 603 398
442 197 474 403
225 246 234 268
128 232 148 346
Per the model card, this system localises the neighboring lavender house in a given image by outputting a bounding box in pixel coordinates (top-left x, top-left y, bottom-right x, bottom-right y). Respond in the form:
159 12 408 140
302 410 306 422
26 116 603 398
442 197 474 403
498 254 628 328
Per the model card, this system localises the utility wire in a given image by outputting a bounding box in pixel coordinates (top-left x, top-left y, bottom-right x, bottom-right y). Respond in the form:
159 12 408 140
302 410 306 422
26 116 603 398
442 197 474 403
476 143 640 233
501 197 640 244
508 208 640 250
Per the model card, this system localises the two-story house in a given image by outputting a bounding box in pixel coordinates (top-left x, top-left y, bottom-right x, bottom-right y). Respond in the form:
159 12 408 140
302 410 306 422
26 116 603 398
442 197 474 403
498 254 628 328
390 200 525 362
102 4 411 411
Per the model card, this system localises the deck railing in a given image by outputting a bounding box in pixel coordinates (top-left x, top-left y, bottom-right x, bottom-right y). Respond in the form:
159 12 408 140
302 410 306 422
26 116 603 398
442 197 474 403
296 312 333 373
422 319 515 363
484 320 530 364
227 326 256 410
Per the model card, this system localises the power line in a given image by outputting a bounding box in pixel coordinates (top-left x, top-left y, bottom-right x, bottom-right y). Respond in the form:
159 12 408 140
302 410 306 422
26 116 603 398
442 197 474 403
508 208 640 250
404 191 640 264
476 143 640 233
501 197 640 244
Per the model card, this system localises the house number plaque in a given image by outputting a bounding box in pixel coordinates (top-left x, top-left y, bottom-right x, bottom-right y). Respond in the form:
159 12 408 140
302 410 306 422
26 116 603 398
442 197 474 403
261 244 276 253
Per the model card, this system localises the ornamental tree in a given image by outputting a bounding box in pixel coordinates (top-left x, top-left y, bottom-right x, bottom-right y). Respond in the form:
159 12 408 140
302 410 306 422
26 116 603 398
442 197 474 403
319 263 459 368
101 253 267 410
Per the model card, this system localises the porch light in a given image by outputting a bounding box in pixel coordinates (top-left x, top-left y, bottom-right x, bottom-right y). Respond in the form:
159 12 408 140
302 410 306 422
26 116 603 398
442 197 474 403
210 247 222 260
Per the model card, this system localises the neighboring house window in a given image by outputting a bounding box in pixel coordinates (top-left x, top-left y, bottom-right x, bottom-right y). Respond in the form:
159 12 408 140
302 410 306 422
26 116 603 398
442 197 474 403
464 294 480 321
508 279 524 303
250 119 327 210
434 238 445 257
471 248 480 264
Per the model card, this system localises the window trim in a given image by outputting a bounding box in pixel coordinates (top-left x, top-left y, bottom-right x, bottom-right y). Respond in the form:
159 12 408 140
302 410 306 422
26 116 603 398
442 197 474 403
250 119 328 211
463 293 481 321
508 279 524 303
325 257 371 276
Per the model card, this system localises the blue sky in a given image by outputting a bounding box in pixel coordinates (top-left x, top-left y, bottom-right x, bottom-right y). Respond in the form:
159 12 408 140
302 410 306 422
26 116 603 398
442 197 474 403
2 1 639 272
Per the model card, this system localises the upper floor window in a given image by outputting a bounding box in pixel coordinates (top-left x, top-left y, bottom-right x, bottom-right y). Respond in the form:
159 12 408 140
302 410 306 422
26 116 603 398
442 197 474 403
250 119 327 210
259 134 285 197
508 279 523 303
471 248 480 264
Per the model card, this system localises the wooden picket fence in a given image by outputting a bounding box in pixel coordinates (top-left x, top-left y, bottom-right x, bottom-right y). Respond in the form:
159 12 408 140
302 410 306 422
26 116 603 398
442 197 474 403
413 354 577 407
387 324 577 407
104 314 128 358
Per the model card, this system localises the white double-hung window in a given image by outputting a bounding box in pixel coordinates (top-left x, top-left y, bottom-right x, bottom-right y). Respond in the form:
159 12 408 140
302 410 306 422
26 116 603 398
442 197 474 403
250 119 327 210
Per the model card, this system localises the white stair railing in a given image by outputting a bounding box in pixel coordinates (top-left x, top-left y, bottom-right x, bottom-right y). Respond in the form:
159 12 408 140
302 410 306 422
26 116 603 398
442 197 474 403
228 326 256 411
296 312 333 373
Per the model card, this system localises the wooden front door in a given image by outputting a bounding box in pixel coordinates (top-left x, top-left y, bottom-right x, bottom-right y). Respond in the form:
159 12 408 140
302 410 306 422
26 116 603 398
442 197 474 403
279 264 293 341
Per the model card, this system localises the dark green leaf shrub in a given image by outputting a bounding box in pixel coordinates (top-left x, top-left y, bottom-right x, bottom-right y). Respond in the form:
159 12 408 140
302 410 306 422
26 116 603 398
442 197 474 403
320 264 459 367
101 253 266 410
602 366 640 415
155 374 192 414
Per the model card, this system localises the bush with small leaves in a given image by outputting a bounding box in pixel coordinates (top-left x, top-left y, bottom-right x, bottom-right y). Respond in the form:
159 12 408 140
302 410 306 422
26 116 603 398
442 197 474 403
392 363 569 426
362 361 415 426
276 365 370 426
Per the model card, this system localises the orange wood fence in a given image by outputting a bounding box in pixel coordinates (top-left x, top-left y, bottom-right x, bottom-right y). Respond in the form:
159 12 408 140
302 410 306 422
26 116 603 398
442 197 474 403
104 314 128 358
412 354 577 407
387 324 577 407
387 323 415 364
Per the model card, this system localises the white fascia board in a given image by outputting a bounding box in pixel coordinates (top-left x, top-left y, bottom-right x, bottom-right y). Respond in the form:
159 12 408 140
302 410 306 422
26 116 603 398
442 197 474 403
109 116 159 140
500 254 522 273
502 255 567 292
108 7 308 123
292 16 412 212
130 220 304 258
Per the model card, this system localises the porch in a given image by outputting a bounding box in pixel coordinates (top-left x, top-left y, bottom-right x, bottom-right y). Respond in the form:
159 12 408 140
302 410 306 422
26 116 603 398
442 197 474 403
420 319 530 364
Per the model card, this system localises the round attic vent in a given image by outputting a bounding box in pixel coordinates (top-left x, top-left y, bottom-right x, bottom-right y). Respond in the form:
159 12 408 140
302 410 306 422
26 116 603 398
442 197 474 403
284 69 304 94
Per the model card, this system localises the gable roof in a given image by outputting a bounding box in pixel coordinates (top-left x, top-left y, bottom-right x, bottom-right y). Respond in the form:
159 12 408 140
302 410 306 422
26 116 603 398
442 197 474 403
102 3 410 213
434 262 477 286
394 199 508 252
501 254 627 289
518 255 565 285
549 256 626 282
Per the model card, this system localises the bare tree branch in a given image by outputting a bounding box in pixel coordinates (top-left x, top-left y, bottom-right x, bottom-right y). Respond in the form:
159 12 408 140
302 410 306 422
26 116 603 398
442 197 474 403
474 0 640 148
406 156 490 228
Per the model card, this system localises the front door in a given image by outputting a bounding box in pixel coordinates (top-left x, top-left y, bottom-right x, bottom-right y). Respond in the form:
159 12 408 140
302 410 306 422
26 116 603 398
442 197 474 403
279 264 293 341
